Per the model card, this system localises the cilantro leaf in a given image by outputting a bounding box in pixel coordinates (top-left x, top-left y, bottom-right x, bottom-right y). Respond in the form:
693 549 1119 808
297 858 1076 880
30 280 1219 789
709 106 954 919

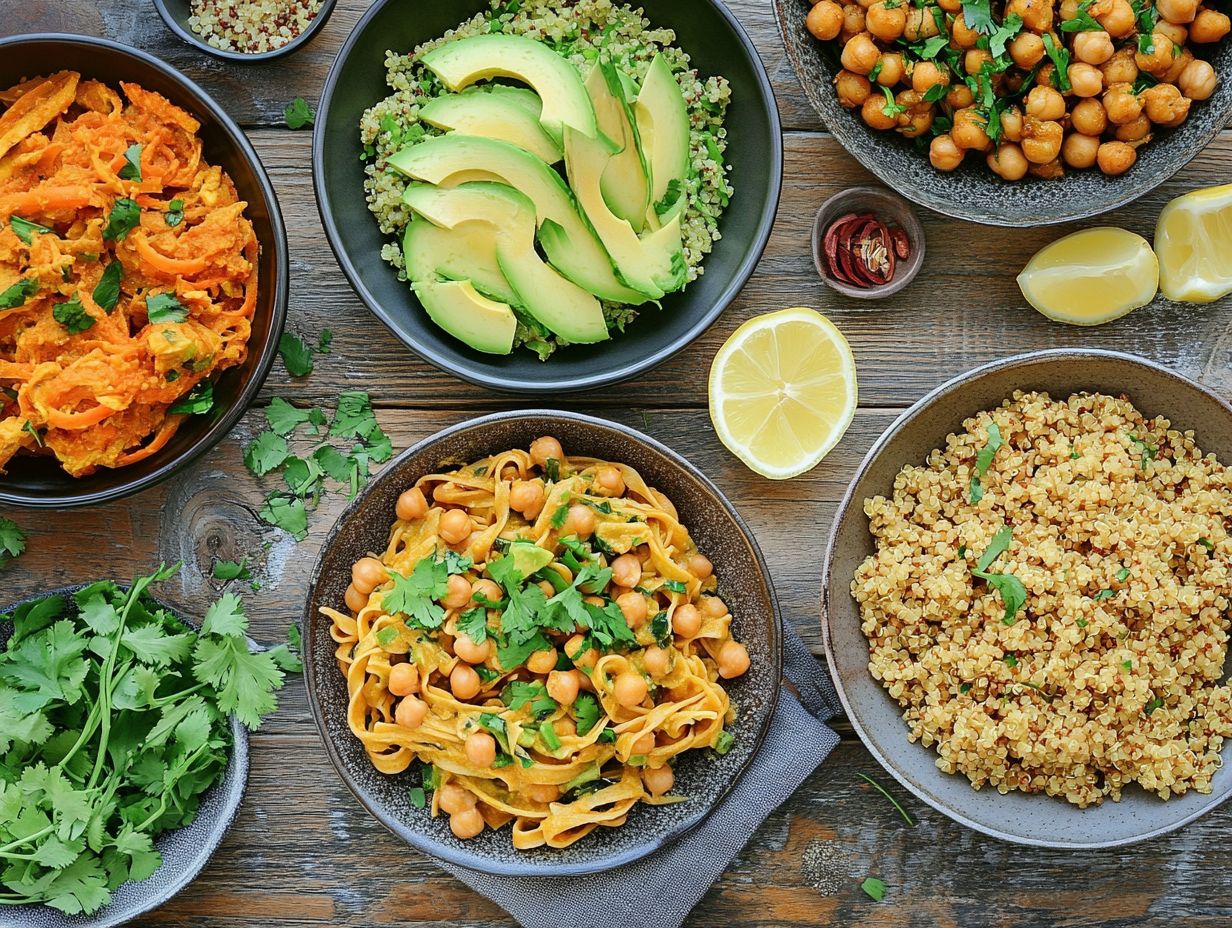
259 493 308 540
0 277 39 310
284 96 316 129
244 431 290 477
0 516 26 565
318 329 333 353
574 692 602 735
165 198 185 227
146 292 188 323
265 397 312 436
213 558 252 581
1042 33 1072 91
278 332 315 377
121 623 194 665
961 0 995 32
92 261 123 313
501 681 558 719
988 14 1023 58
457 607 490 644
383 558 448 629
168 382 214 415
102 197 141 242
9 215 52 244
53 296 95 335
118 143 143 181
861 877 887 902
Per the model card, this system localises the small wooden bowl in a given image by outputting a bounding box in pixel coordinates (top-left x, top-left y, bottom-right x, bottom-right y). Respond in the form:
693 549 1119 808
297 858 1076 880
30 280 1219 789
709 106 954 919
811 186 925 300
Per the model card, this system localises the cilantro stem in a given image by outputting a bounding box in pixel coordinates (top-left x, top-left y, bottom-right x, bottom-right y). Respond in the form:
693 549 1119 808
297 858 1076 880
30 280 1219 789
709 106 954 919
0 824 54 854
87 580 150 790
858 773 917 826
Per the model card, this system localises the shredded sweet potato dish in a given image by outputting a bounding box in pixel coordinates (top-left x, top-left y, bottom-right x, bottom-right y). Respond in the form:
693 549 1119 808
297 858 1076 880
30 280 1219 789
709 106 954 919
0 71 258 477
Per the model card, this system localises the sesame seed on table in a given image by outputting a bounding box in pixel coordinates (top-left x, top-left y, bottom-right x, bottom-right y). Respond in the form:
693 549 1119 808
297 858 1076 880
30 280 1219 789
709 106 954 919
3 0 1232 926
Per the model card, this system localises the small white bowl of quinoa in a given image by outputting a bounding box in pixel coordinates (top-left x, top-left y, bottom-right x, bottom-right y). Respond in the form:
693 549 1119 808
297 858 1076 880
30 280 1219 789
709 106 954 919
153 0 338 61
823 349 1232 848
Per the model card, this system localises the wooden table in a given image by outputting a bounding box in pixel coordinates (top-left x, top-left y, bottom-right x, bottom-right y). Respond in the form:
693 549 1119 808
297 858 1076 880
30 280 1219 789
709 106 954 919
5 1 1232 924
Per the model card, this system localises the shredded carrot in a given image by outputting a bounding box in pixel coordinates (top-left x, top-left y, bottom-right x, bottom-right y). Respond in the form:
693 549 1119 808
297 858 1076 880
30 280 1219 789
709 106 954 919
0 71 258 478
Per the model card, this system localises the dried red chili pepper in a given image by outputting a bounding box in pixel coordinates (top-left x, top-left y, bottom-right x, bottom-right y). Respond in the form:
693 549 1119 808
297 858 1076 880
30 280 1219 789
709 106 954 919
820 210 911 290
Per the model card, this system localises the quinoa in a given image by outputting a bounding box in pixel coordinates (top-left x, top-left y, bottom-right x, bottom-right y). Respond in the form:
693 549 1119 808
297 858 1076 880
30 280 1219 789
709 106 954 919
359 0 733 360
853 391 1232 807
188 0 322 54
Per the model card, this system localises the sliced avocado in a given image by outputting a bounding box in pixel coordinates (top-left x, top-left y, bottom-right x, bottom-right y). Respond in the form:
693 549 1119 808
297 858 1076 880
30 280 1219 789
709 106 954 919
634 54 691 227
588 61 650 234
420 34 597 142
403 215 516 304
488 85 543 115
420 90 562 164
406 182 608 344
563 125 686 299
411 278 516 355
507 541 554 578
388 135 651 304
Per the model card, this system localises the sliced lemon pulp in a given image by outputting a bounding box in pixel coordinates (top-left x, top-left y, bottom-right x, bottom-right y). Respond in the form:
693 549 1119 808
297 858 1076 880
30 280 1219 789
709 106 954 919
1016 227 1159 326
708 307 857 480
1155 183 1232 304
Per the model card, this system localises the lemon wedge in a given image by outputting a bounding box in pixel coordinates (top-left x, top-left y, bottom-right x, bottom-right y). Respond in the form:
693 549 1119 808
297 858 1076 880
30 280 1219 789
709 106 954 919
1155 183 1232 304
1016 227 1159 325
708 307 858 480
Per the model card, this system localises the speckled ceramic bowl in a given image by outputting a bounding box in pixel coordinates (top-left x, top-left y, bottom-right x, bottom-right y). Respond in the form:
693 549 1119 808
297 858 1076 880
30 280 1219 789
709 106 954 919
0 584 249 927
775 0 1232 226
823 349 1232 848
304 410 783 876
151 0 338 62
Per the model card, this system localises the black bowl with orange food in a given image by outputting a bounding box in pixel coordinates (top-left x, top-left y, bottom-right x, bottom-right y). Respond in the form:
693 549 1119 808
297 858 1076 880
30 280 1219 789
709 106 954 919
0 34 287 509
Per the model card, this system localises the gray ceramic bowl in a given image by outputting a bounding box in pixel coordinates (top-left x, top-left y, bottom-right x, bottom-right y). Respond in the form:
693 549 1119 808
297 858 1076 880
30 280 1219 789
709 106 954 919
775 0 1232 226
152 0 338 62
823 349 1232 848
303 410 783 875
0 584 248 927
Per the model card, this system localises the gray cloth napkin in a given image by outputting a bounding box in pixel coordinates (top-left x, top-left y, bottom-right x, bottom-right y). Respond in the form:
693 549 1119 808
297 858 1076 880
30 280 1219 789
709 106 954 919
441 626 842 928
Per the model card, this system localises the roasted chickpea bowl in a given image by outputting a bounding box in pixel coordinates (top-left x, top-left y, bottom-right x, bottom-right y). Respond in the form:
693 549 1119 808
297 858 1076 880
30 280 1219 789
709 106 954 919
303 409 783 876
776 0 1232 223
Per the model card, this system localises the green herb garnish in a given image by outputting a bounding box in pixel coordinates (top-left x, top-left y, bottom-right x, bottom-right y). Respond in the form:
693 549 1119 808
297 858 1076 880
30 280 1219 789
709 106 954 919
858 773 916 825
118 143 143 181
1042 33 1072 91
146 292 187 323
165 198 185 228
9 215 51 244
970 526 1027 625
284 97 316 129
92 261 123 312
0 277 38 310
102 198 141 242
0 516 25 567
861 877 888 902
168 382 214 416
52 296 95 334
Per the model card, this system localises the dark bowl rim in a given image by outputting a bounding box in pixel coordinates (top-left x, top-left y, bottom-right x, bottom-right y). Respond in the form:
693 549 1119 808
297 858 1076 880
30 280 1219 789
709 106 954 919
0 581 250 928
310 0 784 394
302 408 785 876
0 33 289 510
820 347 1232 849
772 0 1230 227
150 0 339 62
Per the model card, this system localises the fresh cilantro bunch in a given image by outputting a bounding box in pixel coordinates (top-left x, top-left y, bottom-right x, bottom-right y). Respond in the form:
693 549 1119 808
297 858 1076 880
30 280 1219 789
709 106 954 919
0 566 295 915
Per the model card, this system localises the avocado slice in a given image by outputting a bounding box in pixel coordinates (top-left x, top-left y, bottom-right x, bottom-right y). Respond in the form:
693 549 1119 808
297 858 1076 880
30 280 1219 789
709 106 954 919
563 122 686 299
507 541 554 578
411 278 517 355
403 215 517 304
388 135 651 304
488 85 543 115
634 54 691 227
420 90 563 165
420 34 597 142
405 182 609 344
588 61 651 234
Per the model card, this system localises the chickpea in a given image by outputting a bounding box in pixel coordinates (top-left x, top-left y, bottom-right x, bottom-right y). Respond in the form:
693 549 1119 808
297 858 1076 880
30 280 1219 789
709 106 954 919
841 32 880 74
841 2 867 37
716 640 752 679
1007 0 1053 30
835 69 872 108
465 731 497 768
1010 32 1046 68
937 0 961 11
395 694 428 729
527 782 561 804
1029 158 1066 179
889 88 931 138
929 133 966 171
904 5 942 40
1155 19 1189 44
643 646 671 677
453 632 491 665
613 671 648 708
946 83 975 109
396 487 428 522
1102 82 1143 125
1098 0 1137 35
1097 139 1138 174
866 0 907 39
861 92 899 130
1101 46 1140 85
561 503 596 538
1000 105 1024 142
673 603 703 638
1135 34 1178 76
439 508 472 545
450 808 485 839
593 465 625 497
439 783 476 815
529 436 563 469
1026 85 1067 120
1072 33 1116 72
951 107 992 150
964 48 993 76
700 595 729 619
609 553 641 588
471 578 502 605
440 573 470 610
616 590 649 628
352 556 387 596
911 60 950 94
345 584 368 613
527 648 558 675
1061 130 1100 167
388 662 419 697
1142 82 1192 125
1179 58 1217 99
1163 46 1194 83
1190 7 1231 41
643 764 675 797
1068 62 1105 97
1115 112 1153 140
1022 117 1064 163
565 634 598 672
450 663 481 700
547 669 581 705
874 52 906 86
807 0 845 37
1156 0 1199 22
950 12 981 46
509 479 545 518
987 142 1031 180
686 554 714 581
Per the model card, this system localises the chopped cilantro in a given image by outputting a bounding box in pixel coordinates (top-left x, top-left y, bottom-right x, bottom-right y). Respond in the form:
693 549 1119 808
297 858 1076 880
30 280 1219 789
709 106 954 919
961 0 995 32
970 526 1027 625
102 197 141 241
165 198 185 227
92 261 123 312
383 557 449 630
118 143 143 181
0 277 39 310
0 515 26 566
212 558 251 581
1116 567 1131 582
147 291 188 323
278 332 315 377
259 494 308 540
1042 33 1072 91
284 96 316 129
408 786 427 809
52 297 95 335
9 215 51 244
574 692 602 736
244 432 290 477
861 877 887 902
168 382 214 415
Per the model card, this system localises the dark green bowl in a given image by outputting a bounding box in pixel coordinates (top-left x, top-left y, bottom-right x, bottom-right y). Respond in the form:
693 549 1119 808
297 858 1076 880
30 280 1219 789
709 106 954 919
312 0 782 393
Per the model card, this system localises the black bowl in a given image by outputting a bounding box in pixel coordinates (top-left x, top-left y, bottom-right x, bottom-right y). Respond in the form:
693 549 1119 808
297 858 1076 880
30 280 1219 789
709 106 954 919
1 584 249 928
151 0 338 62
303 410 783 875
313 0 782 393
774 0 1232 226
0 35 288 509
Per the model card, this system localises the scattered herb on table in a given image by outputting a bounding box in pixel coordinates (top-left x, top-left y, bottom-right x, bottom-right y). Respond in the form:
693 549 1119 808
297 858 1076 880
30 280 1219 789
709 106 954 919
0 516 25 568
278 332 317 377
212 558 252 581
858 773 916 826
284 97 316 129
861 876 888 902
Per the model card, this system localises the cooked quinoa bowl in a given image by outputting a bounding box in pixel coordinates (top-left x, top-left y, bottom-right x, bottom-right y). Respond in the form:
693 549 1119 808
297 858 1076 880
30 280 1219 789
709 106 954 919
824 351 1232 847
313 0 781 392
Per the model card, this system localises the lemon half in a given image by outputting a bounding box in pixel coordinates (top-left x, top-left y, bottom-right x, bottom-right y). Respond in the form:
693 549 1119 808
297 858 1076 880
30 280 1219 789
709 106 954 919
1017 227 1159 326
1155 183 1232 304
708 307 858 480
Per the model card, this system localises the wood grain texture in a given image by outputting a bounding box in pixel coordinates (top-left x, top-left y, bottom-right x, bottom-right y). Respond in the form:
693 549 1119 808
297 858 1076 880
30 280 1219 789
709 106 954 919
3 0 1232 925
